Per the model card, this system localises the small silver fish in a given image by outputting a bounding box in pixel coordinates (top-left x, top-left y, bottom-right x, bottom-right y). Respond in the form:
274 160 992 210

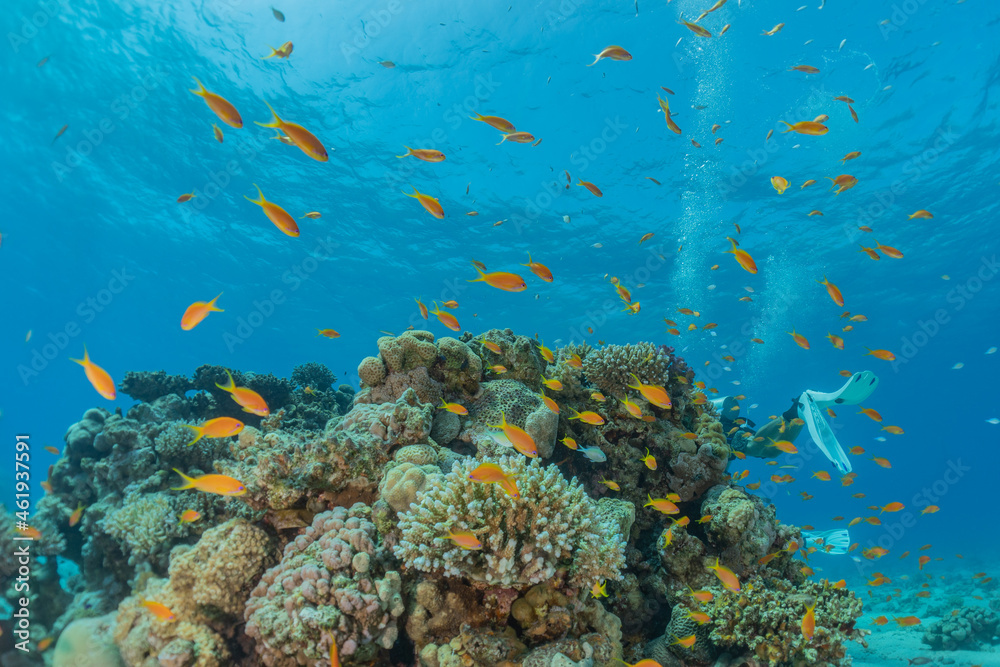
579 446 606 463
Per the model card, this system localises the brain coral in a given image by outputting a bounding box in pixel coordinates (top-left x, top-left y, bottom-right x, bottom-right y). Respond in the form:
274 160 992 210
582 342 671 395
244 503 405 666
394 455 626 590
465 379 558 458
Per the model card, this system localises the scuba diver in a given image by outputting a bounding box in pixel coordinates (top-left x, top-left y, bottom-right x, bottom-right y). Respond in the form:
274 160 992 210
711 371 880 556
711 370 879 475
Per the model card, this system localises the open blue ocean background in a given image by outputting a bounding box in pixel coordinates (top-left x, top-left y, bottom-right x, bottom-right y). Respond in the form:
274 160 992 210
2 0 999 599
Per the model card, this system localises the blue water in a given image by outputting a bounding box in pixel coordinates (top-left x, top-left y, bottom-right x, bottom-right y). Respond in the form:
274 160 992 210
3 0 999 589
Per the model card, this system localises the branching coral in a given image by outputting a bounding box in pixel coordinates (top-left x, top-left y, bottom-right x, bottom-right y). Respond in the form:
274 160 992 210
705 575 865 665
244 504 405 666
394 455 626 589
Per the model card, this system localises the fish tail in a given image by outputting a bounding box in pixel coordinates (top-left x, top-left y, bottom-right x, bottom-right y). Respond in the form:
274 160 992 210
69 345 89 367
395 146 413 158
495 135 507 146
215 369 236 393
253 100 282 128
780 121 794 132
170 468 196 490
469 112 484 121
209 292 224 312
466 266 486 283
244 183 265 206
188 76 207 96
183 425 204 447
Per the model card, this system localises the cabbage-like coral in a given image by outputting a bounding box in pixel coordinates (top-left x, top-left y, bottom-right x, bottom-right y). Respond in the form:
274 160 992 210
922 606 998 650
244 504 405 666
394 455 626 589
705 575 865 665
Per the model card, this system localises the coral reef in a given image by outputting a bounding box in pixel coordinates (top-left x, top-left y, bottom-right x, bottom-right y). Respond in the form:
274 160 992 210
244 504 405 666
463 379 558 459
704 576 865 665
53 612 123 667
113 519 274 667
922 606 999 650
356 330 482 405
394 455 626 589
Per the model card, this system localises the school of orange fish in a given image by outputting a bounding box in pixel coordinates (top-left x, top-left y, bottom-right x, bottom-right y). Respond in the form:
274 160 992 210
25 1 986 663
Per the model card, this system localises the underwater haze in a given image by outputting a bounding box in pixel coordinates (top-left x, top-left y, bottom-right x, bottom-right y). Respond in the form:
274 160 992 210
2 0 1000 665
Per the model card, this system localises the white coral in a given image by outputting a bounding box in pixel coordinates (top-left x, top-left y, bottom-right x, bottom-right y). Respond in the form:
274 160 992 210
394 456 625 589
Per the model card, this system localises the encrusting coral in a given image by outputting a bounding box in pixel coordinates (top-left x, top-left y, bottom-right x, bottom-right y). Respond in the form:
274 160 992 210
394 455 626 590
114 519 274 667
922 606 999 650
244 503 405 666
462 379 558 459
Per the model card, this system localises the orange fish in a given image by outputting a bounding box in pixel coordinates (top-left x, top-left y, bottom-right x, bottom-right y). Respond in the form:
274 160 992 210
70 346 117 400
496 131 535 145
181 293 224 330
255 101 328 161
864 347 896 361
770 440 798 454
522 253 553 282
68 502 85 527
489 412 538 458
177 193 196 203
871 456 892 469
644 494 679 514
873 239 903 259
482 340 501 354
212 123 224 143
657 95 683 135
172 468 246 496
539 392 560 413
787 329 810 350
141 599 177 621
908 209 933 219
567 353 583 368
880 502 905 513
790 65 820 73
627 373 672 409
189 77 243 128
679 18 712 37
771 176 789 194
44 446 60 455
569 409 605 425
245 184 300 237
445 530 482 550
439 399 469 415
921 505 940 514
578 179 603 197
849 446 865 455
184 417 244 446
801 602 816 640
588 45 632 66
725 236 757 274
395 146 446 162
467 462 512 484
215 369 269 416
858 245 880 260
468 266 526 292
812 471 831 481
817 276 845 306
781 120 828 135
430 302 460 331
179 509 202 524
894 616 921 627
762 23 785 35
469 112 516 132
640 448 657 470
404 185 444 219
848 104 859 123
857 406 882 422
708 557 741 593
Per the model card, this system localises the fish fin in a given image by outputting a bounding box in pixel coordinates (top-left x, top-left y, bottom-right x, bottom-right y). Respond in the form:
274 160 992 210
215 369 236 392
170 468 196 490
468 112 484 121
495 135 507 145
253 100 282 128
244 184 265 206
209 293 224 311
183 425 203 447
69 345 89 367
780 121 794 132
188 76 207 96
395 146 412 158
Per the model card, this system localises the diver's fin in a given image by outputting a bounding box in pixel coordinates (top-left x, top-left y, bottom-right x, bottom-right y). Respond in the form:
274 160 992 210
805 371 879 407
802 528 850 555
799 392 852 474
